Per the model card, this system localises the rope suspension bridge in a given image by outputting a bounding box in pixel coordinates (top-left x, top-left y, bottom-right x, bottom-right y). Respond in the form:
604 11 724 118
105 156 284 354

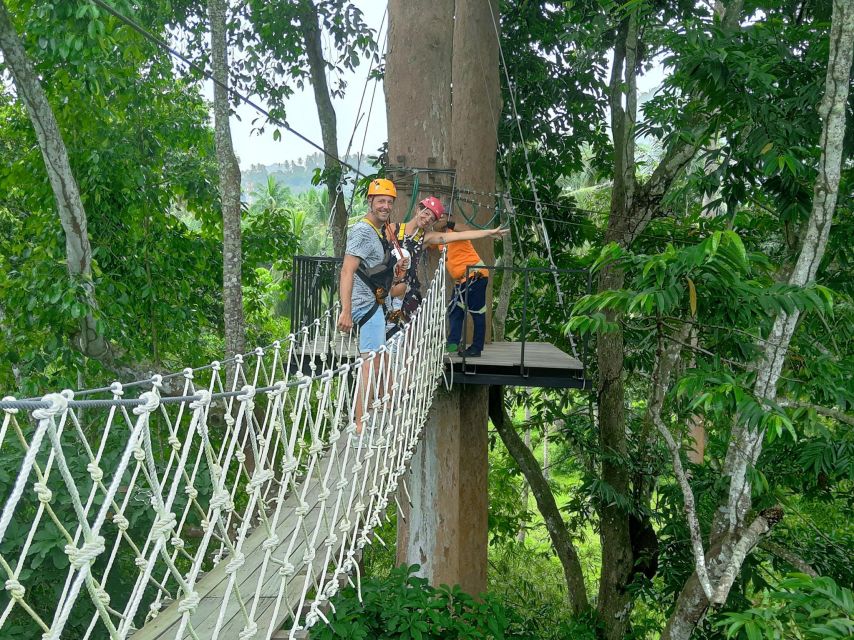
0 260 447 640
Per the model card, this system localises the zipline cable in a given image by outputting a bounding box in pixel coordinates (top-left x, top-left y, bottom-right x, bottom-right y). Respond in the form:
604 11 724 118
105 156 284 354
88 0 364 178
486 2 577 357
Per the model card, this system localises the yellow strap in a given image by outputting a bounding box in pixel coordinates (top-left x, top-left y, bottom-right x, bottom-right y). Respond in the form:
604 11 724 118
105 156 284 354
398 222 422 243
362 217 384 241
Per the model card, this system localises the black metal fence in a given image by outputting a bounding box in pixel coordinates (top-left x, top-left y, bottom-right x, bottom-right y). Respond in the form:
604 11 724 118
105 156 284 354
290 256 342 330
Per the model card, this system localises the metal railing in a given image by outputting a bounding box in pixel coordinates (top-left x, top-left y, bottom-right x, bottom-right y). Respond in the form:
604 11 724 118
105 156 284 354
458 264 592 377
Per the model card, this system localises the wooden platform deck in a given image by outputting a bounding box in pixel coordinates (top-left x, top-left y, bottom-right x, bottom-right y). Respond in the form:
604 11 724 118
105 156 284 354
290 339 587 389
446 341 587 388
134 434 375 640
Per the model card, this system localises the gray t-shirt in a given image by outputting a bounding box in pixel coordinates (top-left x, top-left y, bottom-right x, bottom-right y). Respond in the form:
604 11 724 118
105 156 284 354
346 220 386 312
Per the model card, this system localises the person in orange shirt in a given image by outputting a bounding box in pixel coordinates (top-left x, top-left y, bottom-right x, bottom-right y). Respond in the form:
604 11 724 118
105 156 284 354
432 218 507 357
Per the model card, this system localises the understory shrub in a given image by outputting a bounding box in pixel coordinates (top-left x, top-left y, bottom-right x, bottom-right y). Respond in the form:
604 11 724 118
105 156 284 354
311 564 538 640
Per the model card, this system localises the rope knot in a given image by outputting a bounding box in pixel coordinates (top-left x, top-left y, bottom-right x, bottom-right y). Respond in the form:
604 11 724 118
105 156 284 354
247 469 274 493
133 446 146 461
317 487 331 502
86 463 104 483
182 367 194 380
2 396 19 415
177 591 200 613
109 382 124 396
184 486 199 500
170 537 184 549
237 385 255 401
225 553 246 575
235 451 246 464
133 391 160 415
33 393 67 420
5 578 25 600
238 622 258 640
261 535 280 551
34 481 52 504
295 502 310 517
279 562 295 577
150 374 163 390
112 513 129 531
152 512 177 538
281 458 299 474
190 389 211 409
95 586 110 606
210 490 232 511
270 381 287 397
65 536 105 570
302 548 316 564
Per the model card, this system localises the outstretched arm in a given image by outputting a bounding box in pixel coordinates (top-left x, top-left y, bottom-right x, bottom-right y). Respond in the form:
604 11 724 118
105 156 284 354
424 227 509 246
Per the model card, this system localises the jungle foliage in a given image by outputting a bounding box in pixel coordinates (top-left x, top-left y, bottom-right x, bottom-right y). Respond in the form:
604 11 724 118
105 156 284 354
0 0 852 639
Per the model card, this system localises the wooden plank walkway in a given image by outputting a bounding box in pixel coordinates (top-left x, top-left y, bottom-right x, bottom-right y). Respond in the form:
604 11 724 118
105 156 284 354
133 434 374 640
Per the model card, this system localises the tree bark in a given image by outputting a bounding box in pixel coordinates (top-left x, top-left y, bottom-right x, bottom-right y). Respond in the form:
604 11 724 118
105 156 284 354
0 0 110 361
663 2 854 637
495 400 589 614
596 14 639 638
298 4 349 257
208 0 245 360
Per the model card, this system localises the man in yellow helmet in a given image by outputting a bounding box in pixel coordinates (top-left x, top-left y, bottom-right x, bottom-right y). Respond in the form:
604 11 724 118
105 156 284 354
337 178 407 434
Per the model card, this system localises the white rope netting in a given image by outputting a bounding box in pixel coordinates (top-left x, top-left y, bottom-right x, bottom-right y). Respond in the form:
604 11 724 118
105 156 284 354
0 258 446 640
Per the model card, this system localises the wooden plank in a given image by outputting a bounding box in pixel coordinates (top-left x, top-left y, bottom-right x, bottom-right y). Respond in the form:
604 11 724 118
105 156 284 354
134 432 383 640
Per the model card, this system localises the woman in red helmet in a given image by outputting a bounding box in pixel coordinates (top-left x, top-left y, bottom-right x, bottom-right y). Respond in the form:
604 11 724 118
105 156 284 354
386 197 508 332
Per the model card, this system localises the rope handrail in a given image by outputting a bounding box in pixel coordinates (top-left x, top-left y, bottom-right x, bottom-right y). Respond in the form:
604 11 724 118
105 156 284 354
0 259 447 640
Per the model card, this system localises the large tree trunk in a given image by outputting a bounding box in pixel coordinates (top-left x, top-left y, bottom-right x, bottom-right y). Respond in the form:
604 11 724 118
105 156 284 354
298 5 349 257
0 1 111 361
663 2 854 637
595 14 639 638
208 0 245 359
388 0 456 583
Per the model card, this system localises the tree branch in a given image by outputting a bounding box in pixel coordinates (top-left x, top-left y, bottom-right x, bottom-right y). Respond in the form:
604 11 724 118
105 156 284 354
493 396 590 614
777 399 854 426
759 539 818 577
648 324 715 600
711 507 784 604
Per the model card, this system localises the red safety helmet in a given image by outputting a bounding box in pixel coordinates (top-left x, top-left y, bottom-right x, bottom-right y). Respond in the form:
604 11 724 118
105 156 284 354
419 196 446 221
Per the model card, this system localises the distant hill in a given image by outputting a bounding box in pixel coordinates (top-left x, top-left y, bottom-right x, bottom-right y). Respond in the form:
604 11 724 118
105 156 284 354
242 152 376 198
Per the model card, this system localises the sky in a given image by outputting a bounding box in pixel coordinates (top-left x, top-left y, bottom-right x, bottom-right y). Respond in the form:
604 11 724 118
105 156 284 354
221 1 667 170
227 0 388 170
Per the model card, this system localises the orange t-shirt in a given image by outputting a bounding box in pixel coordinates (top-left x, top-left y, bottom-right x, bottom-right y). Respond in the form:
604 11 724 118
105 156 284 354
440 232 489 282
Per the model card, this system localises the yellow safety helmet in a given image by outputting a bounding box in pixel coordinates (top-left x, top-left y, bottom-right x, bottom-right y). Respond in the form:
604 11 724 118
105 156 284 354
367 178 397 198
